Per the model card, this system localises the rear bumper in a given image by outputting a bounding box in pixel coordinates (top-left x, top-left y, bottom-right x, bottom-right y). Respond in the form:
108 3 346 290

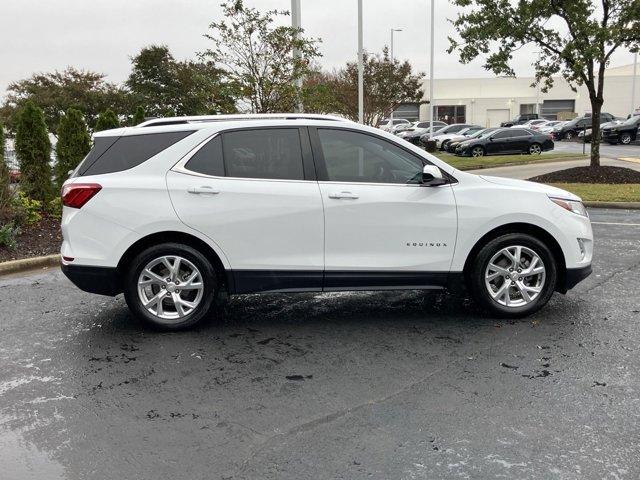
61 263 122 296
563 265 592 291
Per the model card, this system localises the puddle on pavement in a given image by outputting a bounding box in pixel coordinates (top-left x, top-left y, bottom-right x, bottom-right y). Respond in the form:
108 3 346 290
0 425 66 479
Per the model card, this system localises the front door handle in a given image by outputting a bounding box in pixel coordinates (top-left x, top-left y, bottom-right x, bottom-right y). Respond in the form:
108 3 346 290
328 191 359 200
188 186 220 195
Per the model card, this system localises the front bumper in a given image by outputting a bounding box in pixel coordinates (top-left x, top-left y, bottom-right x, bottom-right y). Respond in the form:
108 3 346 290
61 262 122 296
562 265 592 292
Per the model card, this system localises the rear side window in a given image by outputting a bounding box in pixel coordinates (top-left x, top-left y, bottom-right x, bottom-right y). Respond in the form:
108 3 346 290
184 136 224 176
222 129 304 180
510 129 531 136
493 130 514 139
78 131 194 176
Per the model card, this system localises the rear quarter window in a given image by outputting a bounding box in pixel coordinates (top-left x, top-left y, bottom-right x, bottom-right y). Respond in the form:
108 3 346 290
77 131 194 176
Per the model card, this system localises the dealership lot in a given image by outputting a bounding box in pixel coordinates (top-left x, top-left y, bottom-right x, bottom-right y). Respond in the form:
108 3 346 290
553 139 640 160
1 209 639 480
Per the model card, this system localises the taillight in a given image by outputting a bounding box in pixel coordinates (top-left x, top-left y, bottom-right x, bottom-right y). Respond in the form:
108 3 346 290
61 183 102 208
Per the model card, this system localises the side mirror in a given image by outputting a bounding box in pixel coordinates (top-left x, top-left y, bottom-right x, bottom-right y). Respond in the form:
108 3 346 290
422 165 446 186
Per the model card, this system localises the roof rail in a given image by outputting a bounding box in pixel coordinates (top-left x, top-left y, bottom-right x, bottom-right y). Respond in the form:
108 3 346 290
136 113 351 128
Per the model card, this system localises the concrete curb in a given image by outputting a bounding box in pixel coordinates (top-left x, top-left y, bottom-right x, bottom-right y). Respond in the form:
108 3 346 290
0 254 60 277
584 201 640 210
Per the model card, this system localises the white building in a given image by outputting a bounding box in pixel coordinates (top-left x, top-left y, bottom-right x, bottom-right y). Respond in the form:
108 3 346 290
396 63 640 126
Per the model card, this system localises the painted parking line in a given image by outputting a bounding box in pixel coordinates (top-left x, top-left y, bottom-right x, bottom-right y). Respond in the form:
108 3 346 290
591 221 640 226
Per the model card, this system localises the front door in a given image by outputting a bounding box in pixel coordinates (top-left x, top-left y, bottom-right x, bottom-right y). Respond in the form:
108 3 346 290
310 127 458 290
167 127 324 293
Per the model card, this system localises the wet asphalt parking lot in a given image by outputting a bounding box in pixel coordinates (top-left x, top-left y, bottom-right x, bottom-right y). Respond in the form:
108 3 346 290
1 208 639 480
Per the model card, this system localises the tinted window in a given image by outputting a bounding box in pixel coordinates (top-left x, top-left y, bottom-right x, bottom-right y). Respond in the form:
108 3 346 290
448 125 468 133
510 129 531 137
223 129 304 180
416 122 430 128
493 130 515 139
73 136 118 176
79 131 194 176
318 129 424 184
184 136 224 176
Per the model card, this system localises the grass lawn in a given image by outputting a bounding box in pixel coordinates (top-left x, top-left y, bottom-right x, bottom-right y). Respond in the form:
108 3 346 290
545 183 640 203
431 151 588 171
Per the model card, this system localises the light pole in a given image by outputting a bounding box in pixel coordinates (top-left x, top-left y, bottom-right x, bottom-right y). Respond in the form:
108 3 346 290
389 28 403 123
428 0 435 137
631 50 638 117
358 0 364 123
291 0 303 113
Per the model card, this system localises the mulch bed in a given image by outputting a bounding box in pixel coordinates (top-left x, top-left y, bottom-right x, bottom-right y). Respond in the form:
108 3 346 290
0 215 61 263
528 166 640 184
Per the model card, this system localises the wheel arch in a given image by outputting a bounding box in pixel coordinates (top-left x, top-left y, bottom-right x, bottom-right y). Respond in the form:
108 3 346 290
462 222 567 292
117 231 229 290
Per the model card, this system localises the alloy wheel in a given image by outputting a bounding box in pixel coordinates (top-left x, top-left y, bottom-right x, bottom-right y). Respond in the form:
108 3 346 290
137 255 205 320
529 144 542 154
621 133 632 145
471 146 484 157
484 245 546 307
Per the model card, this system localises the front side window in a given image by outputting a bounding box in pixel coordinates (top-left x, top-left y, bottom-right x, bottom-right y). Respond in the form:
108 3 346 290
222 129 304 180
317 129 424 184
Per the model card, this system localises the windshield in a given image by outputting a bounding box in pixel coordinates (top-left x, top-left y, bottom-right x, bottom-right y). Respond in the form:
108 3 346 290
621 115 640 126
470 128 496 139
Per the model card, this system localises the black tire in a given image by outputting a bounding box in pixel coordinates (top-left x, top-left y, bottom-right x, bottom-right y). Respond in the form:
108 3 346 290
440 140 450 151
467 233 557 318
564 130 576 140
471 145 485 157
123 243 219 330
528 143 542 155
620 132 632 145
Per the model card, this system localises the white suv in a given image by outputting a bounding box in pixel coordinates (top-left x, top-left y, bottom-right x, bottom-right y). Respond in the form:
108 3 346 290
61 114 593 330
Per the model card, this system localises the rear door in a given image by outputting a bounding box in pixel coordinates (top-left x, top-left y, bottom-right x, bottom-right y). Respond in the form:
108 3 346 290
486 129 516 154
509 128 533 152
167 127 324 292
310 127 457 290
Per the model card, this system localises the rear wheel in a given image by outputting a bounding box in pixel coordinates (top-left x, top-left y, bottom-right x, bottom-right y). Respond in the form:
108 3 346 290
528 143 542 155
468 233 557 317
124 243 218 330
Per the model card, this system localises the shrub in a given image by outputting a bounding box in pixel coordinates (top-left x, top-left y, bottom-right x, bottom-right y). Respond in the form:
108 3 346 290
13 191 42 225
94 109 120 131
132 106 146 126
0 222 21 250
48 196 62 219
55 108 91 189
14 101 53 203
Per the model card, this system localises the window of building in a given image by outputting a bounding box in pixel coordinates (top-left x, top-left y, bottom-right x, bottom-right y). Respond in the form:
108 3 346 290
436 105 466 124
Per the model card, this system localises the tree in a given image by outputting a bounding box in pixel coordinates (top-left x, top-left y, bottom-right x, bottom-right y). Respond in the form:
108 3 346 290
448 0 640 168
304 49 425 125
55 109 91 189
126 45 238 117
132 105 146 125
0 68 130 133
94 109 120 131
201 0 321 113
15 101 53 203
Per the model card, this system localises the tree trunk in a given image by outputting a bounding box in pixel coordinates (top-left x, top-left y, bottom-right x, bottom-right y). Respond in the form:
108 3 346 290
589 97 603 169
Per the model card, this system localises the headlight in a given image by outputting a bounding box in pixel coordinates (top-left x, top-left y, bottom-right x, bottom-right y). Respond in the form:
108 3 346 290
549 197 588 217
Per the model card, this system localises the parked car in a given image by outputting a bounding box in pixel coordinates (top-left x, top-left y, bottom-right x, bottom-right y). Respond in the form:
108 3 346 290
553 113 616 140
519 119 548 130
60 113 591 330
434 126 483 151
446 127 499 153
500 113 539 127
398 125 446 145
577 121 621 143
378 118 411 132
602 115 640 145
421 123 478 146
455 127 554 157
538 121 565 134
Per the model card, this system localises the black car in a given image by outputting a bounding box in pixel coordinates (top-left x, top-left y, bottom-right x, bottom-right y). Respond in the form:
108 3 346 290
398 124 445 145
455 128 554 157
554 113 616 140
602 115 640 145
447 127 499 153
500 113 539 127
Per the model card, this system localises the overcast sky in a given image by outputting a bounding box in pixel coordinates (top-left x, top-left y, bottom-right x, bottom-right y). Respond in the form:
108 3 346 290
1 0 636 95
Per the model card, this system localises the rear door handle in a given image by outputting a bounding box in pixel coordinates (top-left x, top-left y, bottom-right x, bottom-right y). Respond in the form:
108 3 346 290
328 191 359 200
188 186 220 195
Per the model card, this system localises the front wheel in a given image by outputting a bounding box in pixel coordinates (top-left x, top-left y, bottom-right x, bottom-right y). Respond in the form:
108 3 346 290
564 130 576 140
471 146 485 157
124 243 219 330
468 233 557 317
620 132 632 145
